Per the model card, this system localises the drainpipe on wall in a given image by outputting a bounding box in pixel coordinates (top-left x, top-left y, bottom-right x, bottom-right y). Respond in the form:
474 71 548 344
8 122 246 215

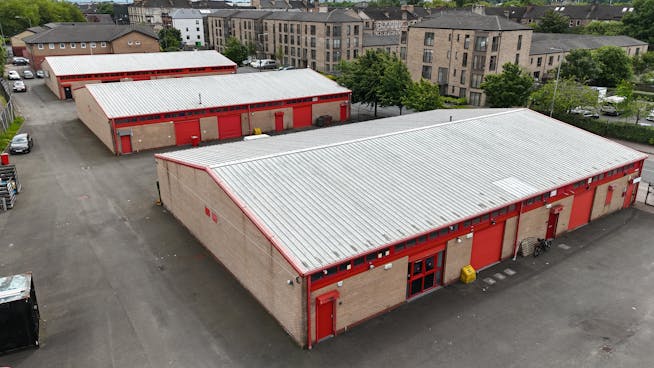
511 200 525 261
110 119 119 155
306 275 312 350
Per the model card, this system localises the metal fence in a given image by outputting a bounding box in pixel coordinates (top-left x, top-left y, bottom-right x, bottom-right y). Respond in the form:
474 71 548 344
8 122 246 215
0 79 16 134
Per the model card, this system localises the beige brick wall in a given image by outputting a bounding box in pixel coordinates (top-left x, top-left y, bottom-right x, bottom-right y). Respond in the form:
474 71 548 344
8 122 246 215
156 159 305 345
310 256 408 341
200 116 218 141
590 176 630 220
311 101 346 122
517 197 571 242
443 235 473 283
250 107 292 133
111 33 160 54
130 121 175 152
501 216 518 259
74 88 115 153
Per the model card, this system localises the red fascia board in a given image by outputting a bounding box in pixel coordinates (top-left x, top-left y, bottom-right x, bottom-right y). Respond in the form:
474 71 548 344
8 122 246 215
55 65 236 79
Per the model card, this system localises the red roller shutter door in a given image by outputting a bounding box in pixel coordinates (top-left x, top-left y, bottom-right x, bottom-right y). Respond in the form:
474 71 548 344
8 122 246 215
470 223 505 271
174 119 201 146
218 114 242 139
293 106 312 128
568 189 594 230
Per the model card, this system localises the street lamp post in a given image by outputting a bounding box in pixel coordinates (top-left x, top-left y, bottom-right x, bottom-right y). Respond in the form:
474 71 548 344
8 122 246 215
15 16 33 29
549 47 564 117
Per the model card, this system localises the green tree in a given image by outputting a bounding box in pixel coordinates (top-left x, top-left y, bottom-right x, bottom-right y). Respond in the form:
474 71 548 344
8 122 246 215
96 2 114 17
0 0 85 35
480 63 534 107
533 10 570 33
275 46 284 64
530 78 599 115
622 0 654 44
580 20 624 36
378 56 412 115
559 49 600 84
632 51 654 76
337 50 390 117
592 46 633 87
222 37 248 63
158 28 182 51
401 79 443 112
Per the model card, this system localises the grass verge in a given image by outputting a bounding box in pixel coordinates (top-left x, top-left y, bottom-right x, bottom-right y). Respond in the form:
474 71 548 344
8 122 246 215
0 117 25 152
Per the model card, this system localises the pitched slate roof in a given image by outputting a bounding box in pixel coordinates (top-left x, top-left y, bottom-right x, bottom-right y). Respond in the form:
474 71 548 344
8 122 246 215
522 5 633 21
264 9 361 23
24 24 157 44
482 6 527 22
529 33 647 55
416 11 531 31
363 34 400 47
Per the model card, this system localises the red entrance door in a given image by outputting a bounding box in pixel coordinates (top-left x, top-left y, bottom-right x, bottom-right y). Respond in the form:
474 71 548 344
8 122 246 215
315 291 338 341
568 189 594 230
546 212 559 239
120 135 132 154
339 104 348 121
470 223 505 270
218 114 242 139
293 105 312 128
174 120 201 146
274 111 284 132
407 246 445 298
623 183 635 208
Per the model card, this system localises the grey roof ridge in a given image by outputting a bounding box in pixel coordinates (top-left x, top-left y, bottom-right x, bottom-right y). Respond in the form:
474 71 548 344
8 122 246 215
208 108 524 170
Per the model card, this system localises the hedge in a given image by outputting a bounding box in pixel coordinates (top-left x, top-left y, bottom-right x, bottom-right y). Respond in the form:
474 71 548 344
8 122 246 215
552 112 654 145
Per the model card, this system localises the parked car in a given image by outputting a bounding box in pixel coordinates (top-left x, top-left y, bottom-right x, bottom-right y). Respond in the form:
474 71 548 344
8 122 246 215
251 59 277 69
9 133 33 154
12 81 26 93
242 57 257 66
23 70 34 79
36 70 45 78
600 105 620 116
278 65 296 71
7 71 21 80
12 57 29 66
646 110 654 122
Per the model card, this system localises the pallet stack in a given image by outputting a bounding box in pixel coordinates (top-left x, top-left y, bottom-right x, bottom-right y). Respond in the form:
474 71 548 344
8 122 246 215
0 164 20 211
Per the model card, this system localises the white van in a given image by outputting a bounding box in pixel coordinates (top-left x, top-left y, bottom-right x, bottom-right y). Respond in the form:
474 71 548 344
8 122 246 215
251 59 277 69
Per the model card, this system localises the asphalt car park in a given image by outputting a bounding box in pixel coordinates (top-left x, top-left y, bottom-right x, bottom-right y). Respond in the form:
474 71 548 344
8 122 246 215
1 79 654 368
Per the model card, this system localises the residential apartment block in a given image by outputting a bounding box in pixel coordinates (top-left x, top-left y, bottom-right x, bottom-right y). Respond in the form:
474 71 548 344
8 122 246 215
356 5 430 36
207 9 363 70
406 12 532 106
527 33 648 81
23 23 159 69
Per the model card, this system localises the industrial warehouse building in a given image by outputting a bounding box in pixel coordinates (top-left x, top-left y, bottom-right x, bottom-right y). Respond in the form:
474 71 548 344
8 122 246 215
74 69 351 154
42 50 237 99
154 108 646 347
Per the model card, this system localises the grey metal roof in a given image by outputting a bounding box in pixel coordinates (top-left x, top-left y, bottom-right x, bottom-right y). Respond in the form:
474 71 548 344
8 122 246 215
418 11 531 31
45 50 235 76
529 33 647 55
157 108 646 273
85 69 350 118
363 33 400 47
24 24 157 44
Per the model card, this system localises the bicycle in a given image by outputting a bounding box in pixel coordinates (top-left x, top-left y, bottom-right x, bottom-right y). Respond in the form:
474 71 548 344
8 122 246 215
533 238 552 257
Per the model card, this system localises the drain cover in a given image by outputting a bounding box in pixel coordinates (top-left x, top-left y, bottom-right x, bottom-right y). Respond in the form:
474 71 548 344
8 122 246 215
503 268 517 276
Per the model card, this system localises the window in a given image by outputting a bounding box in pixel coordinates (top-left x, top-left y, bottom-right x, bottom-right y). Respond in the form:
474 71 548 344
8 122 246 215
489 55 497 71
101 42 107 48
548 55 553 65
537 57 542 67
464 35 470 49
38 43 44 50
471 74 483 88
333 39 340 48
472 55 485 70
470 92 482 106
401 31 407 44
460 71 466 84
196 19 199 25
135 41 141 46
437 67 448 84
459 88 466 98
70 43 76 48
310 37 316 47
515 53 520 64
491 36 499 52
196 27 200 32
517 35 522 50
462 53 468 67
59 43 66 49
424 32 434 46
310 25 316 35
187 35 190 40
474 37 487 52
422 65 432 79
534 71 540 79
400 47 407 60
333 25 341 37
422 49 433 63
90 42 97 48
81 42 87 48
